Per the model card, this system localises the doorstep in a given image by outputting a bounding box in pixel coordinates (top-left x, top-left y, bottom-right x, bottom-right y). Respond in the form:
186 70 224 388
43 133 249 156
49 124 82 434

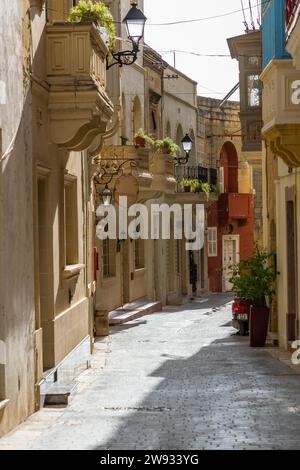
44 382 77 406
109 299 162 326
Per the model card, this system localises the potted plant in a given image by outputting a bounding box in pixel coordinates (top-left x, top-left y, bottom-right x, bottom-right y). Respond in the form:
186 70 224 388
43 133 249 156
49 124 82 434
200 182 211 200
228 246 277 347
134 129 154 148
180 179 191 193
188 179 200 193
154 137 179 157
68 1 116 51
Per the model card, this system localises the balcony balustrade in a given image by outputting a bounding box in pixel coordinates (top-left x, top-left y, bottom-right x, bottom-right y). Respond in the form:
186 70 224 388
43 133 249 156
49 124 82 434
46 23 113 150
218 193 252 225
261 58 300 166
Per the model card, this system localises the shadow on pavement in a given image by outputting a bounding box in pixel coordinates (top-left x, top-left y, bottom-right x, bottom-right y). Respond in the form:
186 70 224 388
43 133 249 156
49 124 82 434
92 333 300 451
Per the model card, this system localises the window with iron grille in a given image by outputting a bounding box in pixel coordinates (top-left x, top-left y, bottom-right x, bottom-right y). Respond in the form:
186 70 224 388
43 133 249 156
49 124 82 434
102 239 116 278
207 228 218 257
134 239 145 270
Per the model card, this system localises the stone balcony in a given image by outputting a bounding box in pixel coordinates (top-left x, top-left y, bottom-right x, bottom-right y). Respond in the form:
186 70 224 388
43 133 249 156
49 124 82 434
261 59 300 167
100 145 177 191
46 23 113 150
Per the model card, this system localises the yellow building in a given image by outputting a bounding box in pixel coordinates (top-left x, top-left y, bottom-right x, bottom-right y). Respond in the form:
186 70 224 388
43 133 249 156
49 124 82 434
261 0 300 348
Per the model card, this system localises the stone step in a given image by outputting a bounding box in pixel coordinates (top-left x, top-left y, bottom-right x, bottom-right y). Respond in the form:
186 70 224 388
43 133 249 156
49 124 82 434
44 382 76 406
109 301 162 326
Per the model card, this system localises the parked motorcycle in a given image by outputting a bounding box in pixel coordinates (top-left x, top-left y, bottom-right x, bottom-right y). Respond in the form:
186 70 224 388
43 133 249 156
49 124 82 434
232 299 251 336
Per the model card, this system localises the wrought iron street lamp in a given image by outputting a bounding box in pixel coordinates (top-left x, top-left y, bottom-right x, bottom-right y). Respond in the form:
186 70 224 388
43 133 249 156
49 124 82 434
101 184 113 206
174 133 193 166
106 2 147 70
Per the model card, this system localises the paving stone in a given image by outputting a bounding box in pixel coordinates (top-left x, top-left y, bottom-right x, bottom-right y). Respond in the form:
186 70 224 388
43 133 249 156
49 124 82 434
1 293 300 450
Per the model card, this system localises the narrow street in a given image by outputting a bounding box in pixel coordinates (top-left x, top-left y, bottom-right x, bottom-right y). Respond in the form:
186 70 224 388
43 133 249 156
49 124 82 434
1 294 300 450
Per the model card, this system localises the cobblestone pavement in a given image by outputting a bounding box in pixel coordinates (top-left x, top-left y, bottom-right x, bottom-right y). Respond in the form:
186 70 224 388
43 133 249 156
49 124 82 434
1 293 300 450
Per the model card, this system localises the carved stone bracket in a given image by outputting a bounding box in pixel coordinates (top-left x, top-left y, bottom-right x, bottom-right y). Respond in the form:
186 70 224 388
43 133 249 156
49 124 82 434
263 124 300 168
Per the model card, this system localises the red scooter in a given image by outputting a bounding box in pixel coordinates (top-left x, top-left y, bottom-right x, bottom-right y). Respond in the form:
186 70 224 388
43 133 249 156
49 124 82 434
232 299 251 336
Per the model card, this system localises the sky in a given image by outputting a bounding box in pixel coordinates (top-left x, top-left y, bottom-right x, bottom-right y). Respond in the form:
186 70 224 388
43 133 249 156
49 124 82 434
143 0 261 101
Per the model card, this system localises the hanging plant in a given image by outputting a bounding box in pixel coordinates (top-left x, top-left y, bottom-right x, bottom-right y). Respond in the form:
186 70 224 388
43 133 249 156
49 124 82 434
68 1 116 51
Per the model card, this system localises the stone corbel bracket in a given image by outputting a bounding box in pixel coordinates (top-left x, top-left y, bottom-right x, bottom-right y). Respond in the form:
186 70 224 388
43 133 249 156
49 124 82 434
49 90 113 151
263 124 300 168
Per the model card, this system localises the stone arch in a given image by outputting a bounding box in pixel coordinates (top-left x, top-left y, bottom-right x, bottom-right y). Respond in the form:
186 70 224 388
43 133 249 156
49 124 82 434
220 141 238 193
176 123 184 146
165 120 171 138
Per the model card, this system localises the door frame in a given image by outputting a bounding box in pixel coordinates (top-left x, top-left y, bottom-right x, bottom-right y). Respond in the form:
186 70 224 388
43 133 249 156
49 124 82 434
222 234 240 292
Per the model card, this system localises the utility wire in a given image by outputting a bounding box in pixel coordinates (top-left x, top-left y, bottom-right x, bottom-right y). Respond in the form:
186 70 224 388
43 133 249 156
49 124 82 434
241 0 250 32
43 0 270 27
249 0 256 29
145 0 269 26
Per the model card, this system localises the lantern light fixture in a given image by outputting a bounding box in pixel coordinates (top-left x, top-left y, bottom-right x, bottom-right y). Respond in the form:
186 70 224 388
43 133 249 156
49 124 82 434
174 133 193 166
106 2 147 70
101 184 113 206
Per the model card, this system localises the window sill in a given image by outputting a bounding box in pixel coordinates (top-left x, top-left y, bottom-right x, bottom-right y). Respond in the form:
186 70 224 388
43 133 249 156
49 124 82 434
62 264 85 279
0 399 9 411
134 267 146 277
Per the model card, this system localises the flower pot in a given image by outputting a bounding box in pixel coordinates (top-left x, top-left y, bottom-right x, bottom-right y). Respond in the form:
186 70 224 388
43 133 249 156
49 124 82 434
184 187 190 193
134 136 146 147
249 306 270 347
160 146 170 155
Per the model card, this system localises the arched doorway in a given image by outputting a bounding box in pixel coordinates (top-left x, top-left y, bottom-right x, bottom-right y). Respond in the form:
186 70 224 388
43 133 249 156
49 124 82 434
220 141 238 193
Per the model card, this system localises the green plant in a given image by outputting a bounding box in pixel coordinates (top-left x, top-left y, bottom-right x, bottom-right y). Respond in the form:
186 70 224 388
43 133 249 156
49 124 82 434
68 1 116 50
200 182 211 199
189 179 201 193
228 246 278 307
155 137 179 157
211 184 220 196
134 129 155 147
180 178 191 189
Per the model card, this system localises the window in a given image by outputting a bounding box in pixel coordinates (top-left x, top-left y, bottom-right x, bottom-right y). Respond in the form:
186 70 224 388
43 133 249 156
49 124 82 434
208 228 218 257
64 177 78 266
134 239 145 270
102 239 116 279
247 74 261 107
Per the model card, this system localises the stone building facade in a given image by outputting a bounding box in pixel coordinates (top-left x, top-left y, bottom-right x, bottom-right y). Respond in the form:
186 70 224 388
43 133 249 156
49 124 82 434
261 0 300 348
0 0 113 436
198 98 254 292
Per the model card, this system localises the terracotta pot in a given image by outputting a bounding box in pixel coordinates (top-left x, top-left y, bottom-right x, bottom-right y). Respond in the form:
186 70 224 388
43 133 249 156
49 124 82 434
249 306 270 347
160 146 170 155
134 136 146 147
